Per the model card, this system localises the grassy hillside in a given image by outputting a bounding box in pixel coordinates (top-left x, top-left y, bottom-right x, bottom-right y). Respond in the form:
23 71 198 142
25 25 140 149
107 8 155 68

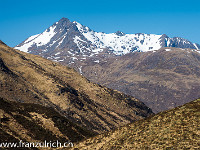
0 42 153 134
73 98 200 149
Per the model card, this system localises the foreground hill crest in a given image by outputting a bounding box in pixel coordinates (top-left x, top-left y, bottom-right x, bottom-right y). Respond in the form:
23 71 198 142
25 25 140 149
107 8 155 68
72 98 200 149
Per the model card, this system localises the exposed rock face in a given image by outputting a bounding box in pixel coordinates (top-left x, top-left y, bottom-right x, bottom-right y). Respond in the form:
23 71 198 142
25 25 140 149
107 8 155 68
115 31 126 36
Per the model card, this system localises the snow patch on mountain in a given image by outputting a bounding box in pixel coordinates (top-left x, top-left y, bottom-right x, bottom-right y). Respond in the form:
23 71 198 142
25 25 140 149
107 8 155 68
193 43 199 50
25 34 40 44
15 25 57 52
15 17 200 57
165 49 172 51
74 22 163 55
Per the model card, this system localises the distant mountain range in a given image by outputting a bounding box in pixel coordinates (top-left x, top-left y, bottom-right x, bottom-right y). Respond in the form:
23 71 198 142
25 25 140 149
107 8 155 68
82 47 200 113
14 17 200 114
15 17 200 65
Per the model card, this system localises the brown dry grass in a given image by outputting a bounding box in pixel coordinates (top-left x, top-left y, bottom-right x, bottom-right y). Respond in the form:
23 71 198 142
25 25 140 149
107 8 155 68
0 97 95 146
72 98 200 149
0 43 153 135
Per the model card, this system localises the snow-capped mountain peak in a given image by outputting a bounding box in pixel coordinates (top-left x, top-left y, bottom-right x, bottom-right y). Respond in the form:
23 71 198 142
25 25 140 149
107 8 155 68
15 17 200 64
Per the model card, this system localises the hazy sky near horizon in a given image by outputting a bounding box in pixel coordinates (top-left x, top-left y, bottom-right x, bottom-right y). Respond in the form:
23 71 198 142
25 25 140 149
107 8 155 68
0 0 200 47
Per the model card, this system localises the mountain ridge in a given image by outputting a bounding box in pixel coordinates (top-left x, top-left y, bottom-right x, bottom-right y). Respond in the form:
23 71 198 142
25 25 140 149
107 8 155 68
82 47 200 113
15 17 200 62
13 17 200 113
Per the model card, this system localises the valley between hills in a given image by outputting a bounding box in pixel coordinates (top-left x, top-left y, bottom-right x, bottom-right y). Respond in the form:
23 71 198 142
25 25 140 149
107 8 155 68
0 17 200 150
0 39 199 149
0 41 153 146
15 18 200 114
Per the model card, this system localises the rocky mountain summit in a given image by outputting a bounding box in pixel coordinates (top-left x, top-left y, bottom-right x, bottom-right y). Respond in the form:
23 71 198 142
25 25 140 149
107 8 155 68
15 17 200 67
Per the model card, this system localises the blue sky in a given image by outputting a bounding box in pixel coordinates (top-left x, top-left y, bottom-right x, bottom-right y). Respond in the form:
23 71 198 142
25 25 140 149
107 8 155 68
0 0 200 47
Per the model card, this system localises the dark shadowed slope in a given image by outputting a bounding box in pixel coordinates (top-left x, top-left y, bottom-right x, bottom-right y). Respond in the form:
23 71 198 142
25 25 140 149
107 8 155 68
0 97 94 146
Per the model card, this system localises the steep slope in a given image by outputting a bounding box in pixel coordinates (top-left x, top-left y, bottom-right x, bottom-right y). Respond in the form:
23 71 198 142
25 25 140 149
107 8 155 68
15 18 200 68
0 97 94 146
0 42 153 134
72 98 200 149
82 47 200 113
